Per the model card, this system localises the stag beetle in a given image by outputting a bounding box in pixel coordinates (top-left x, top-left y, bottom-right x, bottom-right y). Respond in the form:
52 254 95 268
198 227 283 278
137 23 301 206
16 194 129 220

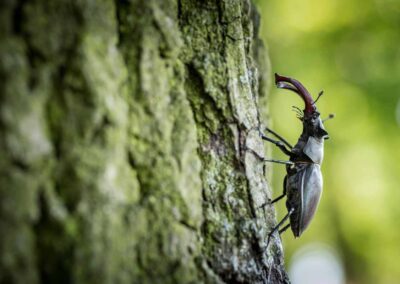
260 73 333 242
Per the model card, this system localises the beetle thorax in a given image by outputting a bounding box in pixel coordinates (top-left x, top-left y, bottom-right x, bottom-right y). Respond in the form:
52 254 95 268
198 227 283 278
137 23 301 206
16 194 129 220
303 136 324 164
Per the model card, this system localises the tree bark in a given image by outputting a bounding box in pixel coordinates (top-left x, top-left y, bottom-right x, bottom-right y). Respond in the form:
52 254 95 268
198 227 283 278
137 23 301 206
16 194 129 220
0 0 289 283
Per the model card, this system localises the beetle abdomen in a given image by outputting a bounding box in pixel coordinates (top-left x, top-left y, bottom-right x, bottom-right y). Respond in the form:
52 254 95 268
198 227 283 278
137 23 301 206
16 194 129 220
299 164 323 235
287 164 323 237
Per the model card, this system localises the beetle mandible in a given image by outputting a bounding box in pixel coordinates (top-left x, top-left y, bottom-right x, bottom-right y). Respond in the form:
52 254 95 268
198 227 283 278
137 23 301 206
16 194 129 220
260 73 333 242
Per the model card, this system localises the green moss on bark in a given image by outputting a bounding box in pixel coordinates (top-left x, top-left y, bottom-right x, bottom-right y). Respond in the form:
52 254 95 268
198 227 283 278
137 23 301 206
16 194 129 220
0 0 289 283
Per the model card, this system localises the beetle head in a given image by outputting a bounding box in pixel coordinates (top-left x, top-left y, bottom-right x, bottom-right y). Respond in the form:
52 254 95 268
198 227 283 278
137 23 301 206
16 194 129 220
275 73 329 140
303 111 329 140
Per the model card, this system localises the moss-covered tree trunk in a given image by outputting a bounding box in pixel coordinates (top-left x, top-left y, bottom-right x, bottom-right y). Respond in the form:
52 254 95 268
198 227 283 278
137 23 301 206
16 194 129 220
0 0 289 283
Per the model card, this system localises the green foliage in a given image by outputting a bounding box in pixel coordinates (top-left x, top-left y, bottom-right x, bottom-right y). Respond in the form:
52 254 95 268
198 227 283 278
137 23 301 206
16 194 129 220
256 0 400 283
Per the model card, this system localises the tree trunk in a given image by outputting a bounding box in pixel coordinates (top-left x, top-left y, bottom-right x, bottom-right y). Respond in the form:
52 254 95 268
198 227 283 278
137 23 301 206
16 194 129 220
0 0 289 283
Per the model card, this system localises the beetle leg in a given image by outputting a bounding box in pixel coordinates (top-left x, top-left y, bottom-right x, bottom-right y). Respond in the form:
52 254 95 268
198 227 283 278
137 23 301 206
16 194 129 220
271 194 285 203
263 159 294 166
260 134 292 156
271 176 288 204
278 224 291 235
267 208 294 246
259 176 288 209
244 147 293 166
264 127 293 149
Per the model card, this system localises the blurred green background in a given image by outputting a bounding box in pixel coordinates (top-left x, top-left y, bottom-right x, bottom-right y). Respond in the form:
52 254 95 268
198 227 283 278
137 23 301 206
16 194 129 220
255 0 400 283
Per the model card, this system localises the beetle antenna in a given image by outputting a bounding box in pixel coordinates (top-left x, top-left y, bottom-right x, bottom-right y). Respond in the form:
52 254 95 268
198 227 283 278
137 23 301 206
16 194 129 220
292 105 302 111
291 106 303 114
312 90 324 105
322 113 335 122
293 110 302 116
292 106 304 120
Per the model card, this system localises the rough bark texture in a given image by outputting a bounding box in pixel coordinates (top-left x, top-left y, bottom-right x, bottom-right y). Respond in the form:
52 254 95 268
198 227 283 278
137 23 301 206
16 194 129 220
0 0 289 283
